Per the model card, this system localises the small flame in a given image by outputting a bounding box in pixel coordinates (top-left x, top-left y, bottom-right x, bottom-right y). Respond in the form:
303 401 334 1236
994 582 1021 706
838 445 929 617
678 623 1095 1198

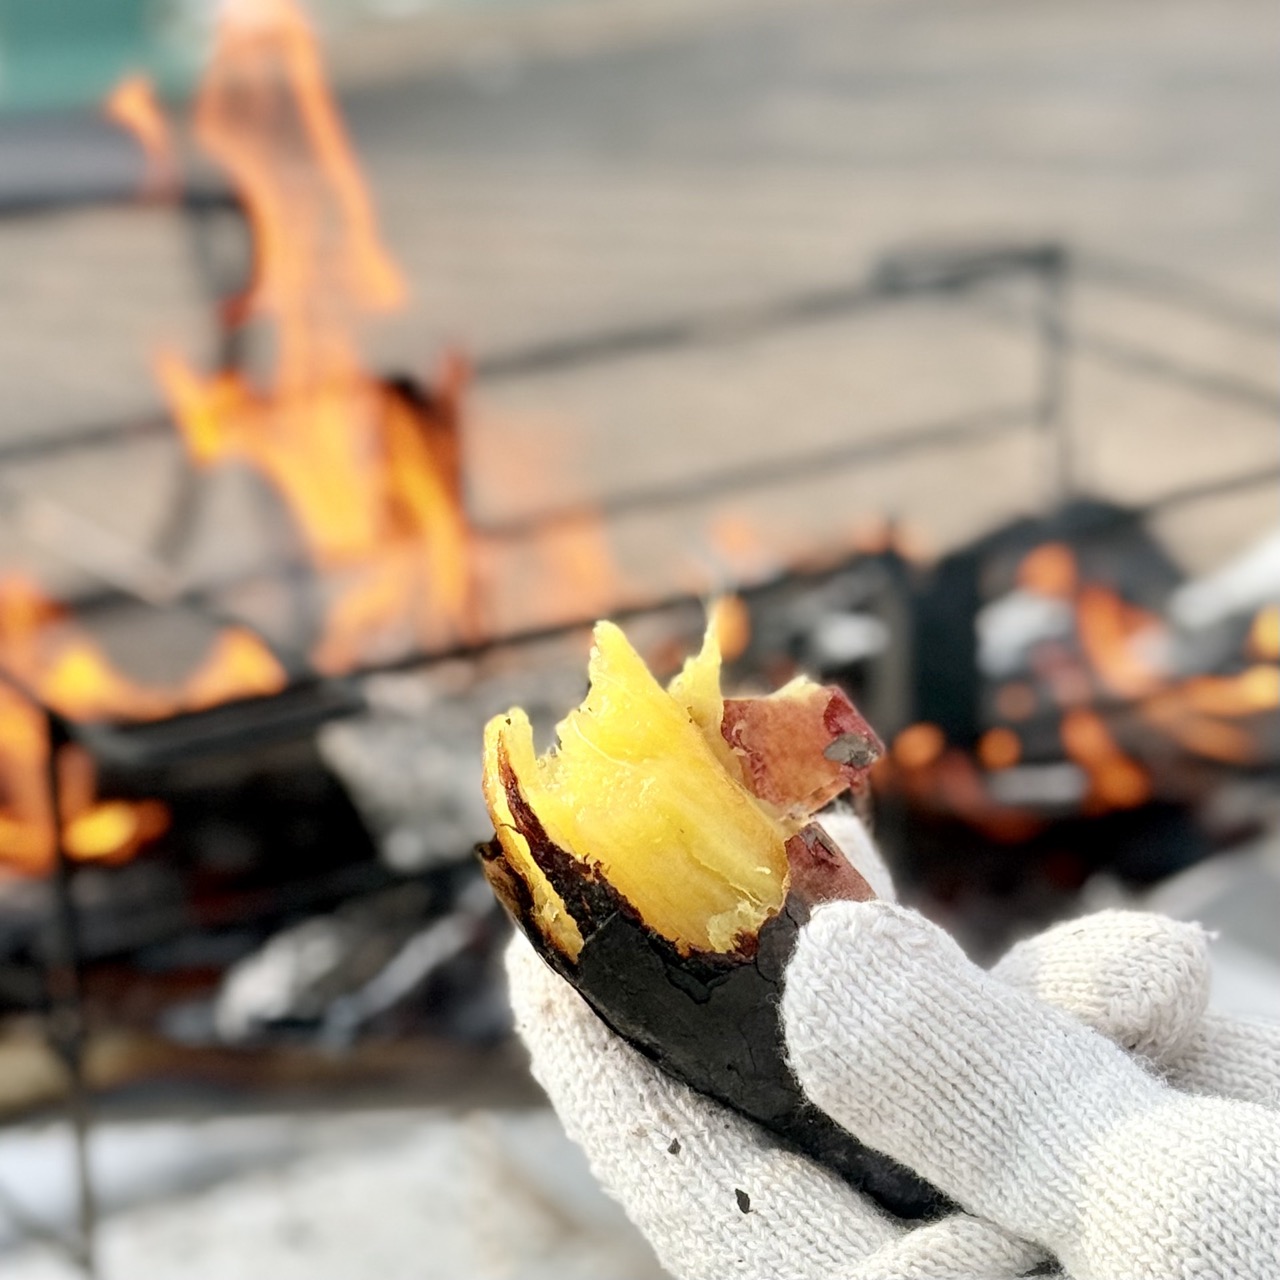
977 726 1021 771
893 722 945 770
0 575 287 722
0 575 279 872
104 74 176 195
709 595 752 662
1018 542 1077 599
0 688 170 873
1075 584 1168 701
57 744 170 864
1060 708 1150 811
196 0 405 329
1248 604 1280 662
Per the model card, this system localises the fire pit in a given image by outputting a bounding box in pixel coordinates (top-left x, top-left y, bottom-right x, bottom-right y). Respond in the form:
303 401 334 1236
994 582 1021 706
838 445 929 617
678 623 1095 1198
1 1 1277 1272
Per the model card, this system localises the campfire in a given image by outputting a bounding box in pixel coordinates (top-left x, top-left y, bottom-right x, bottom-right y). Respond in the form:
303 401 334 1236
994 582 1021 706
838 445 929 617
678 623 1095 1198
0 0 1274 1124
1 0 574 875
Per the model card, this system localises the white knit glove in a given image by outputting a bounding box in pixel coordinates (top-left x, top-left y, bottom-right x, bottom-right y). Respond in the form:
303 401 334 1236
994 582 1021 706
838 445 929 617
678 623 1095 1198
506 821 1280 1280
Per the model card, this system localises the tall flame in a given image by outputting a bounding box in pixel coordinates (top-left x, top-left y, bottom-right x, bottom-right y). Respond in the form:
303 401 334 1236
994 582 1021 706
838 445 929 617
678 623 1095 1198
103 74 176 194
1060 708 1150 811
155 0 477 668
1031 547 1278 778
4 0 622 872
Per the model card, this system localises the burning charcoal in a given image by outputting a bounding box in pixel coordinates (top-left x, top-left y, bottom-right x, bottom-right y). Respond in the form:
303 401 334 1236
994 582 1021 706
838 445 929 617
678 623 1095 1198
479 618 947 1220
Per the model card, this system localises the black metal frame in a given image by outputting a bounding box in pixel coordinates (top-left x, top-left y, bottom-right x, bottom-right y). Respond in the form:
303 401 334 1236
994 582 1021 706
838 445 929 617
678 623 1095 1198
2 180 1278 1274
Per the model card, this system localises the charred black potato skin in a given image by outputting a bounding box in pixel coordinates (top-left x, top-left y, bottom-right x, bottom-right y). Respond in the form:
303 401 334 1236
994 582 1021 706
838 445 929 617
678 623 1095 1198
481 755 950 1220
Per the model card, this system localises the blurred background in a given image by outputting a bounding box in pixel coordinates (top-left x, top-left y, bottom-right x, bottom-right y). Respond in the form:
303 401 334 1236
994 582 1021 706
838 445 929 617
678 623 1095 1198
0 0 1276 1274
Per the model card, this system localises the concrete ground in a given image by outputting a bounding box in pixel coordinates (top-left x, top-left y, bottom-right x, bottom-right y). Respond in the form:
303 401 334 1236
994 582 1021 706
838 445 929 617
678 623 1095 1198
0 1108 665 1279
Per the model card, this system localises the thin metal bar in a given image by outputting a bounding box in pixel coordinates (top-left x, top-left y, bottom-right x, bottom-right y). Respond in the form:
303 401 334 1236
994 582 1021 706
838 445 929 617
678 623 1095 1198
470 403 1031 541
52 402 1031 627
42 714 98 1278
1139 461 1280 515
74 549 886 767
1036 247 1073 503
0 244 1047 468
1077 250 1280 337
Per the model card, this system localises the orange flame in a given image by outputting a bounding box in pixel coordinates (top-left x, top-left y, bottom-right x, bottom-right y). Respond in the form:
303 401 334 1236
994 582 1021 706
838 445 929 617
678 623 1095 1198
1018 542 1077 599
1075 584 1168 701
1248 604 1280 662
1060 708 1150 811
709 595 752 662
4 1 629 870
155 0 479 669
196 0 404 331
0 576 287 722
977 726 1021 771
0 686 171 874
104 74 177 195
1028 546 1275 771
0 575 284 872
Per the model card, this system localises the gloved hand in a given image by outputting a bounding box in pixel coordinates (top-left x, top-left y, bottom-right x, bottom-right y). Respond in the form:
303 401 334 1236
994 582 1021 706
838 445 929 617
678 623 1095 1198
506 816 1280 1280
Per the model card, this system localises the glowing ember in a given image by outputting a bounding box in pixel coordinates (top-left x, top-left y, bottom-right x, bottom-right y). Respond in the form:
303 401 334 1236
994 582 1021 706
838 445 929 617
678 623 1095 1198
977 726 1021 771
1060 708 1150 811
1075 584 1168 701
0 689 171 874
709 595 752 662
1248 604 1280 662
1017 541 1077 599
893 722 945 770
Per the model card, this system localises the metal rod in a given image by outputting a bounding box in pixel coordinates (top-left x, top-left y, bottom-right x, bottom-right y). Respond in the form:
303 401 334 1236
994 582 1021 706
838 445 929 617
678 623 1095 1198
470 402 1032 540
1036 246 1073 504
42 713 98 1278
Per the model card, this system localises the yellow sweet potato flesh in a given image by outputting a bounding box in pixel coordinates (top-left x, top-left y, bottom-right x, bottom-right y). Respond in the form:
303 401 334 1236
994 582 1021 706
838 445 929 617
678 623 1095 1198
483 621 789 956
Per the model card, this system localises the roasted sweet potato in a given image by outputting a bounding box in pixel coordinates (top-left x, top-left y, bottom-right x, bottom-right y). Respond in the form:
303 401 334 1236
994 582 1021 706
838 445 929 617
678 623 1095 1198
480 619 945 1219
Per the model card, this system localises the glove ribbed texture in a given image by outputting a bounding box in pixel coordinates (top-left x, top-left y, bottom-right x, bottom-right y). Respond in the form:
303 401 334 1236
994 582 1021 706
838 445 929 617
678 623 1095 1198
784 902 1280 1280
508 938 903 1280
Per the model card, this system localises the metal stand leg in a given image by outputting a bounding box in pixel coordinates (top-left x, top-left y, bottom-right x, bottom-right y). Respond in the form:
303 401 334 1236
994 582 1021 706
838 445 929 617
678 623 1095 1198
1038 246 1073 504
43 714 98 1278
